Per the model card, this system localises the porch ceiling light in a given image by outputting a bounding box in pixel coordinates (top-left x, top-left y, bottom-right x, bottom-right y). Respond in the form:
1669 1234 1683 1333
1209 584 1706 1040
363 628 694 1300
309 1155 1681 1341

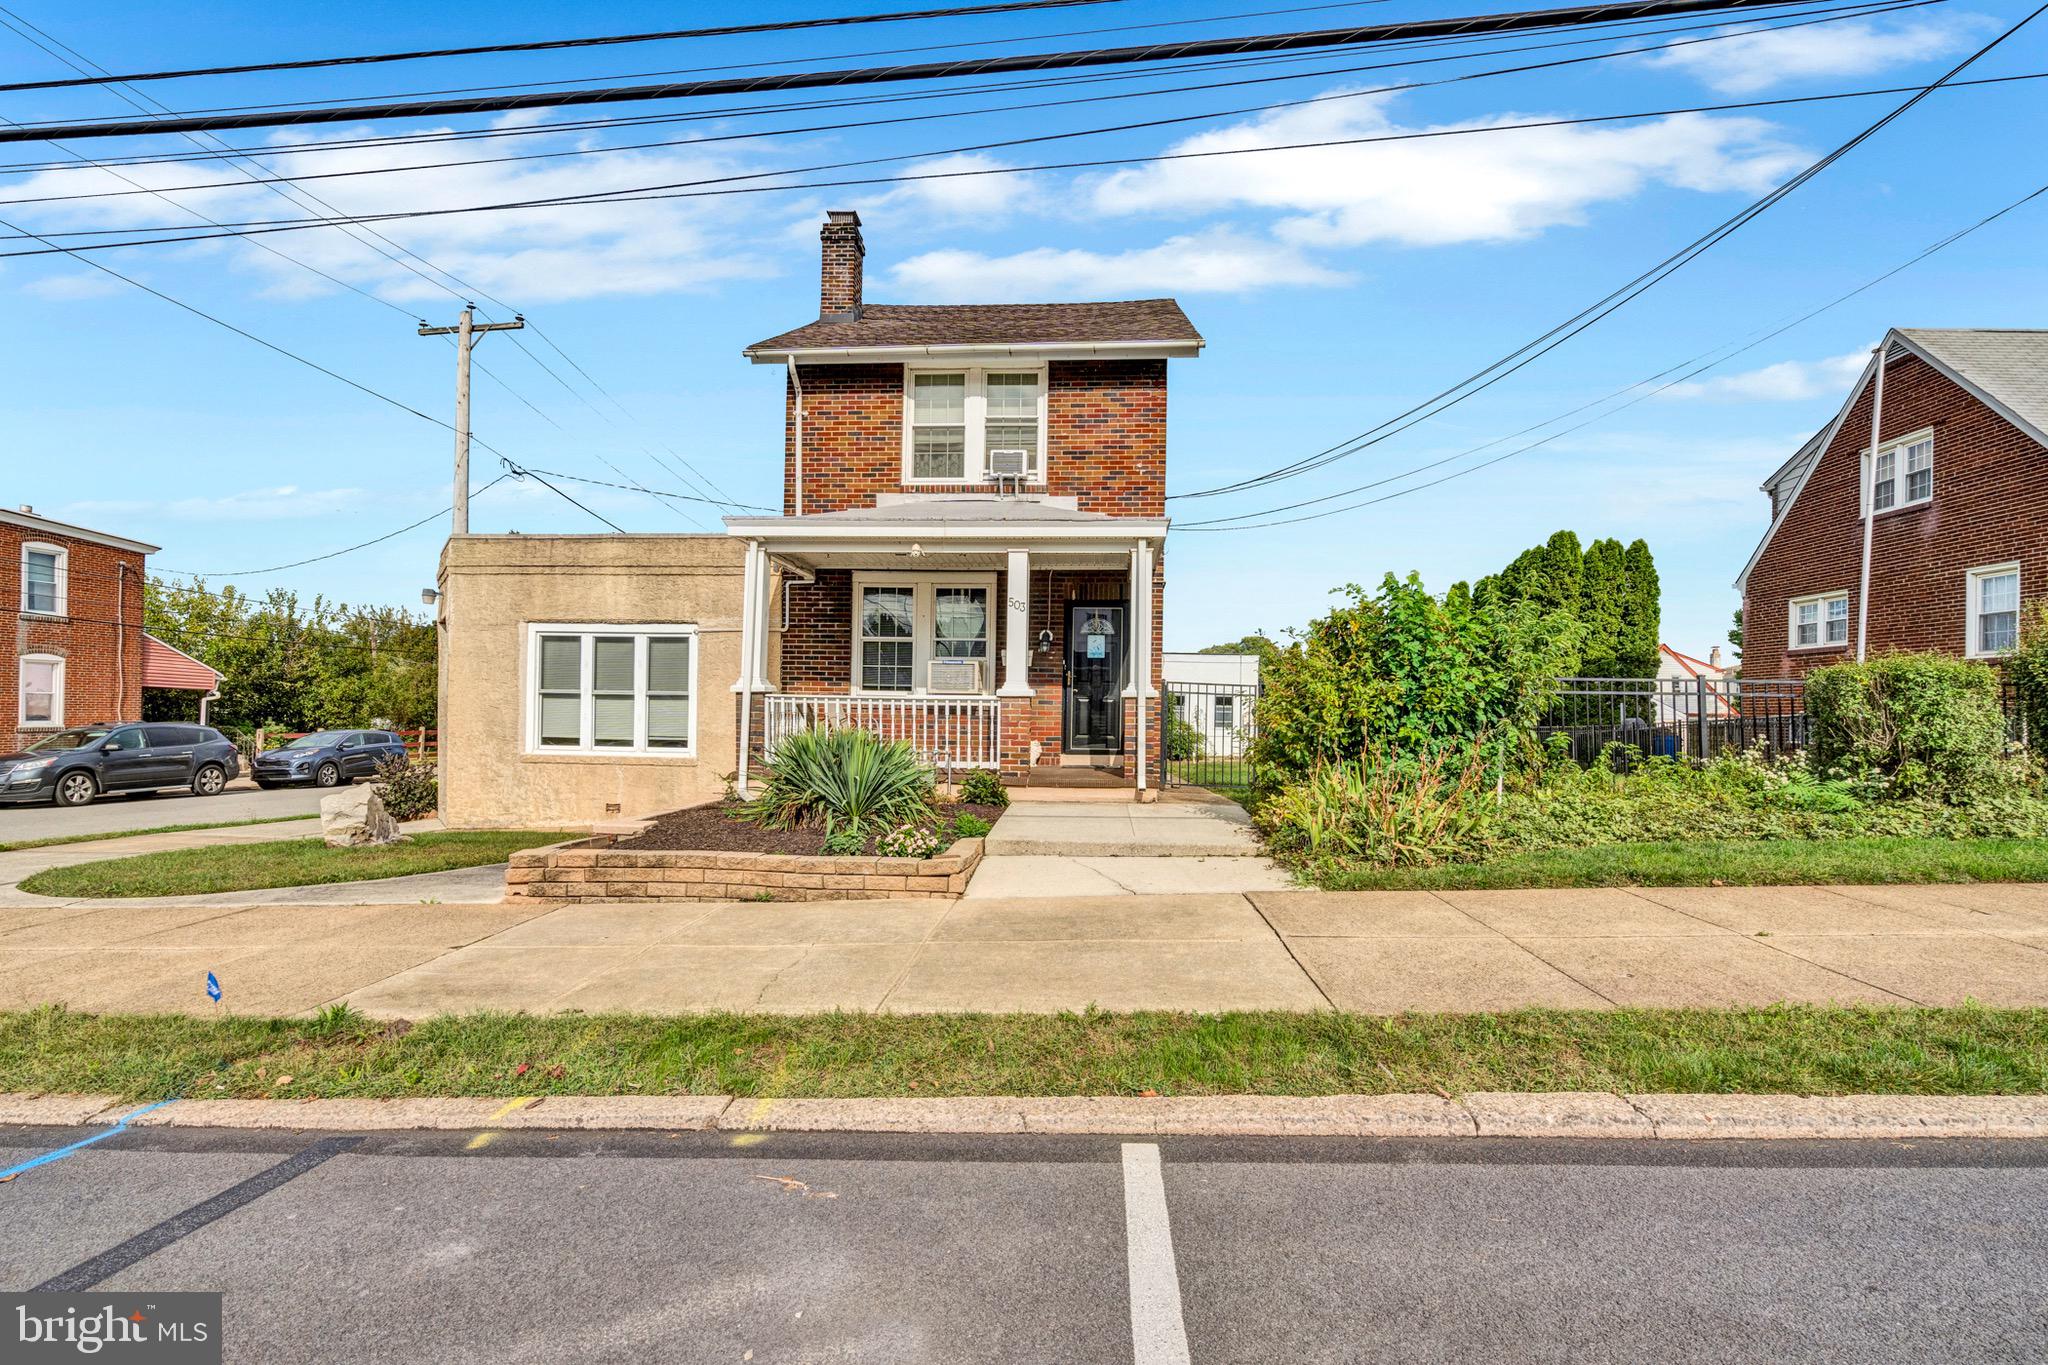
909 542 924 558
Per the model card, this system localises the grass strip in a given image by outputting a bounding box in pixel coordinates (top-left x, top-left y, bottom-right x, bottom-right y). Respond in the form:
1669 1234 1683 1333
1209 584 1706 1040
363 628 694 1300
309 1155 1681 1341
1311 837 2048 891
3 1004 2044 1102
16 830 572 899
0 813 320 854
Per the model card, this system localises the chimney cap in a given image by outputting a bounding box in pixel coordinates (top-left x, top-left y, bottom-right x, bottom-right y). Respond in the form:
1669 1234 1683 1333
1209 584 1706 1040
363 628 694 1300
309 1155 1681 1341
825 209 862 226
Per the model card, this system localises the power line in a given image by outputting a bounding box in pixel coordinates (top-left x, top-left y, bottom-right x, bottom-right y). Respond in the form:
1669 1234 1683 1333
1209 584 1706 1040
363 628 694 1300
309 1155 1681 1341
1173 177 2048 532
0 0 1121 93
0 0 1918 212
498 459 628 533
517 467 773 509
1167 0 2046 507
0 3 1925 255
0 0 1847 143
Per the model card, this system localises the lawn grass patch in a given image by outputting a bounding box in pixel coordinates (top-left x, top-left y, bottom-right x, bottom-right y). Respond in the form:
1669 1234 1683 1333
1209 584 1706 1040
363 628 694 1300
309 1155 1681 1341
0 813 319 854
4 1003 2044 1102
1310 836 2048 891
16 830 572 899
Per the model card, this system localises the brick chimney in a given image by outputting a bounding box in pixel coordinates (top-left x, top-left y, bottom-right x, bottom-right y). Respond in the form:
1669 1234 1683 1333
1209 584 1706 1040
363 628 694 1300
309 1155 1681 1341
819 210 863 318
1709 646 1724 670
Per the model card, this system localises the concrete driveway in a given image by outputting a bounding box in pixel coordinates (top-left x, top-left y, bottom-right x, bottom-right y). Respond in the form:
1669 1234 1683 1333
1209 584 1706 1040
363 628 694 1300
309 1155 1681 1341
0 782 328 842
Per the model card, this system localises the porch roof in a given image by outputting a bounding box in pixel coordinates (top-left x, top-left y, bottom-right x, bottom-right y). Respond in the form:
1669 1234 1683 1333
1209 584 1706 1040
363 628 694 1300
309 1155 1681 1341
725 498 1167 544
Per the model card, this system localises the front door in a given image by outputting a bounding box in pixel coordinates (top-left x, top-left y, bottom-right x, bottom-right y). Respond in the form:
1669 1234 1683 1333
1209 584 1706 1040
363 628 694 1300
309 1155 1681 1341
1063 602 1126 754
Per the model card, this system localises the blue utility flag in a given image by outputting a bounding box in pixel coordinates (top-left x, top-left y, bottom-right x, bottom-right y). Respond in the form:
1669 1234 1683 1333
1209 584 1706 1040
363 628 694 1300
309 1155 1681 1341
206 971 222 1002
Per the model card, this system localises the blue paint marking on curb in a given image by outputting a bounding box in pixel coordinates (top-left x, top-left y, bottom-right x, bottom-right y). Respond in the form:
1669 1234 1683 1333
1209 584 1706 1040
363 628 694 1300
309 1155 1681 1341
0 1098 178 1181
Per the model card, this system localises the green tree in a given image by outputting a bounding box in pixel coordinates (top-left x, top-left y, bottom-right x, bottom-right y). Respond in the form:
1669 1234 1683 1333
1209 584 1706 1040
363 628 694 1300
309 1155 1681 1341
1619 539 1662 677
1196 633 1281 660
1577 538 1626 677
1728 608 1744 665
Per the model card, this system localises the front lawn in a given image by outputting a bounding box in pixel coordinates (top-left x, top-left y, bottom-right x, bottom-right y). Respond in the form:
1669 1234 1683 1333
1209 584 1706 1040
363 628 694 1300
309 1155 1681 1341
16 830 572 899
0 813 319 854
1313 836 2048 891
4 1003 2044 1100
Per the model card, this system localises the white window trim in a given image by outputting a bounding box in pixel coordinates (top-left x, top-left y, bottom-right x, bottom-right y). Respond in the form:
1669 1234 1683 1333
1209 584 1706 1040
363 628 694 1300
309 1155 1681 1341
1965 562 2021 659
1787 590 1850 651
18 653 63 729
19 541 66 617
901 365 1049 486
1860 427 1935 518
851 572 998 696
522 623 699 757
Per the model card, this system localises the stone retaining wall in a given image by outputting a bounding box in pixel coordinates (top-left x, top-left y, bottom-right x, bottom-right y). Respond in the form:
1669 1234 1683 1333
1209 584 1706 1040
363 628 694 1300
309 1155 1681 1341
507 835 983 902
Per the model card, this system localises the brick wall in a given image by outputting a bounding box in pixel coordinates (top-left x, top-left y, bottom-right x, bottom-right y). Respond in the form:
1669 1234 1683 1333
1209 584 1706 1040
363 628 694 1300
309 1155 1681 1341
784 359 1168 515
1743 350 2048 678
3 523 147 750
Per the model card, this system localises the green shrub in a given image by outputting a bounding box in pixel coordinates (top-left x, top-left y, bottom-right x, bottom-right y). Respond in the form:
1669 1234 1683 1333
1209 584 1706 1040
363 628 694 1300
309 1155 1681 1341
2006 604 2048 749
877 821 945 859
959 769 1009 808
1804 653 2006 797
373 756 437 821
821 821 866 856
744 728 935 831
1252 573 1580 780
1167 711 1206 761
1255 745 1493 867
950 812 993 840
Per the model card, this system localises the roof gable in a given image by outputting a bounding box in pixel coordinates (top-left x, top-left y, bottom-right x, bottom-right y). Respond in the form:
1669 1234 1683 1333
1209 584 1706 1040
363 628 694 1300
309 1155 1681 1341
745 299 1202 357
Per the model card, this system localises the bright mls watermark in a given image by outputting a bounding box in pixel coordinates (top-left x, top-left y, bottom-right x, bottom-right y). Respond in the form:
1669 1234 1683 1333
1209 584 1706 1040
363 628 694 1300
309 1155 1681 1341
4 1295 220 1363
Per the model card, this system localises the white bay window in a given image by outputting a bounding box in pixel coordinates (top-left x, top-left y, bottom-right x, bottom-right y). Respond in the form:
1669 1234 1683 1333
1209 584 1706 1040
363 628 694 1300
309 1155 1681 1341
528 625 696 754
853 574 993 694
902 367 1046 483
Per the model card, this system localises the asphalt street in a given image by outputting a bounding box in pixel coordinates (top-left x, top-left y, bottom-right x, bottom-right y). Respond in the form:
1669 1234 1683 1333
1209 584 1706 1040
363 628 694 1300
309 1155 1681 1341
3 1124 2045 1363
0 783 327 841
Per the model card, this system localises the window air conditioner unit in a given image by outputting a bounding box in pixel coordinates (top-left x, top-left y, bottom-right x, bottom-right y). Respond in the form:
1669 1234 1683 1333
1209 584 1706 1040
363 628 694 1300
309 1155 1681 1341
987 448 1029 480
927 658 983 694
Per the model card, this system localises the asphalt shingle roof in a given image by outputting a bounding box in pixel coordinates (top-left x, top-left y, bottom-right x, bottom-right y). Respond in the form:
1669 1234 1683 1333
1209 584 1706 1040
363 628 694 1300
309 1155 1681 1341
1897 328 2048 447
745 299 1202 353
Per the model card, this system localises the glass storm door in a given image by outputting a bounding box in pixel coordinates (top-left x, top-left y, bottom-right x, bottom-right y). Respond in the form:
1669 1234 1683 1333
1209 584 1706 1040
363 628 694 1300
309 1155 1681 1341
1063 602 1126 753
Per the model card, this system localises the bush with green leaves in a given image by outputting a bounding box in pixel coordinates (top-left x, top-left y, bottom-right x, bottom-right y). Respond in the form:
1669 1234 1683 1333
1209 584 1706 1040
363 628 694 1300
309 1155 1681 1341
950 812 993 840
2006 603 2048 750
372 755 437 821
1255 744 1494 867
1167 711 1206 762
821 822 867 856
1251 573 1580 781
1804 653 2007 797
877 821 945 859
959 768 1009 808
743 727 934 831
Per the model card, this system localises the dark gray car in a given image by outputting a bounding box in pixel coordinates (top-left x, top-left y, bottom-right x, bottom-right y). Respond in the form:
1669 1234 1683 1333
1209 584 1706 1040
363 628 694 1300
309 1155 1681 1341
252 729 408 789
0 723 242 807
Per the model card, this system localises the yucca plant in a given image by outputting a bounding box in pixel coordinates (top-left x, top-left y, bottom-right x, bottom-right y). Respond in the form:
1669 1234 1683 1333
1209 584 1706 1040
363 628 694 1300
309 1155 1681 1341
743 727 936 832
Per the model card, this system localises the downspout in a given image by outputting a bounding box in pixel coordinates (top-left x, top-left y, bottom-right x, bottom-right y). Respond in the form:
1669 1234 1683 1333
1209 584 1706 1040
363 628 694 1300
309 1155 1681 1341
787 356 804 517
199 689 218 725
1855 340 1887 662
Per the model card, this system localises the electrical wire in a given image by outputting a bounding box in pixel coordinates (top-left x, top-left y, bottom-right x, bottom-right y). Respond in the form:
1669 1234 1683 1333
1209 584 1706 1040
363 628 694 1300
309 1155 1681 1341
0 0 1849 143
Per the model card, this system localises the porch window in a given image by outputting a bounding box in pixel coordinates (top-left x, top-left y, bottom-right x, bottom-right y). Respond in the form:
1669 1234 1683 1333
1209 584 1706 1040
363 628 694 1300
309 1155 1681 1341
860 586 915 692
853 575 996 694
1968 564 2019 658
902 367 1047 484
910 374 967 480
528 625 697 755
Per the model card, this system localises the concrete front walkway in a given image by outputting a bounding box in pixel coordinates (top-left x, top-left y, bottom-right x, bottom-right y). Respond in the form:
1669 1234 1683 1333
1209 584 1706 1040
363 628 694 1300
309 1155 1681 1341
1 881 2044 1018
968 793 1293 897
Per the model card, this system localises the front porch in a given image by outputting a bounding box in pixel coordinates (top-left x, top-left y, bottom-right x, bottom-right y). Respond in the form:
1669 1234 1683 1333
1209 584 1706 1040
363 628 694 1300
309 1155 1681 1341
726 499 1165 794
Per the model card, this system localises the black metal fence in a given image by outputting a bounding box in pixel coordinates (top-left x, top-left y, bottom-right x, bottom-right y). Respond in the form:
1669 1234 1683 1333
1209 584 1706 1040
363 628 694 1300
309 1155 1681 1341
1536 676 1808 765
1164 682 1261 789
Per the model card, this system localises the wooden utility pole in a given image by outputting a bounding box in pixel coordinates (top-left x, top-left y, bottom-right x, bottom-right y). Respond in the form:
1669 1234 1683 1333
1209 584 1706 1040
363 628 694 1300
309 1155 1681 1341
417 305 523 534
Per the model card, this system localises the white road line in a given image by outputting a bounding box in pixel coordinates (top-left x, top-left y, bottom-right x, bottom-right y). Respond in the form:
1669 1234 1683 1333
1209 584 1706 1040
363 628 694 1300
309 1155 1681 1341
1122 1142 1193 1365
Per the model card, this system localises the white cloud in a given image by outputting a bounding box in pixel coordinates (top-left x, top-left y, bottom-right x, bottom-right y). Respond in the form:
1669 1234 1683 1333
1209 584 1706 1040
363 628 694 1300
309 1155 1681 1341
1658 350 1869 401
6 119 786 304
889 229 1343 300
1088 94 1807 248
18 271 123 300
1644 17 1978 94
62 485 367 522
856 153 1041 223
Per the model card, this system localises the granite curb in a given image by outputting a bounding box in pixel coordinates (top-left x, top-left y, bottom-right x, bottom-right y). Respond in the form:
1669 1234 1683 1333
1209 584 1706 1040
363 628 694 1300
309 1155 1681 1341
5 1092 2047 1139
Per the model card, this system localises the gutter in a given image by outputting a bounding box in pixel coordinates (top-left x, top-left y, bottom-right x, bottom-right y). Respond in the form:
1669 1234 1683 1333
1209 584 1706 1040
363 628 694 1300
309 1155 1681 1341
744 339 1204 365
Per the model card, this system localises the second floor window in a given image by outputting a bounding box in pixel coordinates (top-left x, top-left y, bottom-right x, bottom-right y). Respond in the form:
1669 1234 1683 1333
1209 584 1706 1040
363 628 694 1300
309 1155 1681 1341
1867 431 1932 514
903 368 1046 484
22 544 64 615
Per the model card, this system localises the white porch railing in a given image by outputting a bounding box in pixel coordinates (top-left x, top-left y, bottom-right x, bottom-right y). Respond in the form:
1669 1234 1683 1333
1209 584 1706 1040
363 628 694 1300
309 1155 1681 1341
763 694 1002 770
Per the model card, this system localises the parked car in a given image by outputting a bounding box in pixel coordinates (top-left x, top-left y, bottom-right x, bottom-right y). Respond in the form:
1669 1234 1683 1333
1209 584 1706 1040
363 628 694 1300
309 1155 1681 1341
0 723 242 807
252 729 409 789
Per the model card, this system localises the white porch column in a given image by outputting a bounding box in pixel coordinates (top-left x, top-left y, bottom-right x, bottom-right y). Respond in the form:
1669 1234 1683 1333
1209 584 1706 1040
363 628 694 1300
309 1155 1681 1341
733 539 761 798
1123 542 1142 699
1000 548 1033 696
1134 538 1153 794
751 545 776 691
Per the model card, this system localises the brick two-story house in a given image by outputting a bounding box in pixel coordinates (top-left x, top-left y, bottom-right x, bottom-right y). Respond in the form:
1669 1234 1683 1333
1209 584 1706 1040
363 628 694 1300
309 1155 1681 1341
4 505 156 750
726 210 1199 795
1737 328 2048 678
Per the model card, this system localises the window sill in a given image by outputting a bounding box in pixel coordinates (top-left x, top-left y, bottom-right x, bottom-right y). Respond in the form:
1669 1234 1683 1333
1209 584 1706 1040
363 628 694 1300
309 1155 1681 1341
1787 643 1850 654
1865 498 1932 521
524 748 698 762
18 721 63 730
18 609 66 620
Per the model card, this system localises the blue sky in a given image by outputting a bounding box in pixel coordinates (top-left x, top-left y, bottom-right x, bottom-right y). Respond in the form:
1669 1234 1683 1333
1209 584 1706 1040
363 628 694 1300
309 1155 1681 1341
4 0 2044 659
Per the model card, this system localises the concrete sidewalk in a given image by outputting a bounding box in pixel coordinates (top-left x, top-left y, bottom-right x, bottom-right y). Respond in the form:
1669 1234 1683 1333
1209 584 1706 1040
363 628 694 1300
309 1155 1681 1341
1 881 2043 1018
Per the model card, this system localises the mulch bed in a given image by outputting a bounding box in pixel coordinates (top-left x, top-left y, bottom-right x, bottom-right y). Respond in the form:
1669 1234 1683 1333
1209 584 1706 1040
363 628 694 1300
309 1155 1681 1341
616 801 1007 856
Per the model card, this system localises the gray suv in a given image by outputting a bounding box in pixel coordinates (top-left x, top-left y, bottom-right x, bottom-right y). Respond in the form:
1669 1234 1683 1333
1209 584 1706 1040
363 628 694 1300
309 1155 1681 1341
0 723 242 807
252 729 409 789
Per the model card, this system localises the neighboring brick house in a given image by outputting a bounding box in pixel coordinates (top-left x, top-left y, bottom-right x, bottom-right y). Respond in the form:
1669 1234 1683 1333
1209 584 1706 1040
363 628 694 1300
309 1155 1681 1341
1737 329 2048 679
725 210 1201 793
4 505 155 750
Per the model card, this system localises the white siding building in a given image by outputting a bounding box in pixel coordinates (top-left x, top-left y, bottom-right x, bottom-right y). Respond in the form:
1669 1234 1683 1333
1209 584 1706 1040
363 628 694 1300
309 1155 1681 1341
1163 651 1260 758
